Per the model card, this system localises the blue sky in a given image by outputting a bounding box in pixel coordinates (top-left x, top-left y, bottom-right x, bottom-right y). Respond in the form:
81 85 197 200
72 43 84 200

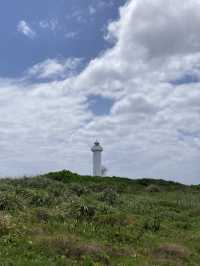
0 0 200 184
87 95 114 116
0 0 124 77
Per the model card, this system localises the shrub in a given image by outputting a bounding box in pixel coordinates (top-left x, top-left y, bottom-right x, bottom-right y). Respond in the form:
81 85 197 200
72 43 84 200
35 208 51 223
16 177 53 189
27 191 52 207
175 221 191 230
65 200 96 220
48 184 67 198
78 205 96 220
0 183 11 192
98 189 120 205
70 184 88 197
188 207 200 217
143 215 161 232
0 214 12 236
91 184 111 193
45 170 79 183
0 192 22 211
158 200 178 209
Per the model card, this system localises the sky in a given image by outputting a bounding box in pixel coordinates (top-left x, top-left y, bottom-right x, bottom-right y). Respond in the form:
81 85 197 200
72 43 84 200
0 0 200 184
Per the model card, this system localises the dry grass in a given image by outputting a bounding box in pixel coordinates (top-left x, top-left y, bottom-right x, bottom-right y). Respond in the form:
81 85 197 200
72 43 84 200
36 234 135 264
145 184 161 193
153 243 191 261
95 213 135 227
36 235 108 263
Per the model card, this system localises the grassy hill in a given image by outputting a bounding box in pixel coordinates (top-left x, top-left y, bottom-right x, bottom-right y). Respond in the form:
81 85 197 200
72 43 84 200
0 170 199 266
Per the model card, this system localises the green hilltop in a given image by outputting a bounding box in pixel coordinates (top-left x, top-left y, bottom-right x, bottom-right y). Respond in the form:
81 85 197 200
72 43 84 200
0 170 199 266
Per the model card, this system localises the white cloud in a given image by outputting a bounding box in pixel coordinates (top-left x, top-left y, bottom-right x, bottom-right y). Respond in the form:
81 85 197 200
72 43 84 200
111 95 159 116
39 19 58 31
97 1 114 9
65 31 79 39
66 9 86 23
89 1 114 16
1 0 200 184
89 6 96 15
107 0 200 59
67 0 200 183
17 20 36 39
27 58 83 80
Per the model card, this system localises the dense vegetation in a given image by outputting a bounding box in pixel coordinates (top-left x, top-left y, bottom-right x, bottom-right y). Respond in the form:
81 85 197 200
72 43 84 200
0 170 199 266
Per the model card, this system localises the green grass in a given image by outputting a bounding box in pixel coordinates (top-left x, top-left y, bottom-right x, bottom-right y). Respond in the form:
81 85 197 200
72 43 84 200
0 170 199 265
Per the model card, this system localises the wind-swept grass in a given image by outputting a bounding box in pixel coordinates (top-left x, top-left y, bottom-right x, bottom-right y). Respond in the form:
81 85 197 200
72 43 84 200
0 170 199 265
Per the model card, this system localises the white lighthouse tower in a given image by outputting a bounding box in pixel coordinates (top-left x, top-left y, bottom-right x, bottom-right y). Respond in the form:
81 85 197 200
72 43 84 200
91 141 103 176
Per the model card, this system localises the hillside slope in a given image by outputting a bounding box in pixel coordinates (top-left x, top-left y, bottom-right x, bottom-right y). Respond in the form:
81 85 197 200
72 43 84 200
0 170 199 266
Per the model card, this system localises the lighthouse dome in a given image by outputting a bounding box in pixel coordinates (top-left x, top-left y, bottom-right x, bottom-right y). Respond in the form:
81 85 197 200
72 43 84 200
91 141 103 152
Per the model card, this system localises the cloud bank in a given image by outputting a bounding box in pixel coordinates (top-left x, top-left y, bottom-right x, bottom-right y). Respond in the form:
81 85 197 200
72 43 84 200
1 0 200 184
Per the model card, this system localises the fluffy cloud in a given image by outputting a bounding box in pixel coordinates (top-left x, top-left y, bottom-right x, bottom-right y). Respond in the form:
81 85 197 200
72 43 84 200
107 0 200 58
1 0 200 184
27 58 83 80
0 78 92 177
17 20 36 39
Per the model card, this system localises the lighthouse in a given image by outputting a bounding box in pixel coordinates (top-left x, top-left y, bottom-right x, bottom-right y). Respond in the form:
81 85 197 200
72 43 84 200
91 141 103 176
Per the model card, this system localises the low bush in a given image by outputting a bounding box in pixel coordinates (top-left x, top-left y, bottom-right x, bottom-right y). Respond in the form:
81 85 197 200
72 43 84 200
188 207 200 217
70 184 88 197
175 221 191 230
0 192 22 211
17 177 52 189
161 210 183 221
90 184 111 193
98 189 120 205
27 191 52 207
45 170 79 183
0 214 12 236
78 205 96 220
143 215 161 232
158 200 178 209
35 208 51 223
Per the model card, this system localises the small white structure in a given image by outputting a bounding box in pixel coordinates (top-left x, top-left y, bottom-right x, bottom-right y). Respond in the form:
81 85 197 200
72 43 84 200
91 141 103 176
